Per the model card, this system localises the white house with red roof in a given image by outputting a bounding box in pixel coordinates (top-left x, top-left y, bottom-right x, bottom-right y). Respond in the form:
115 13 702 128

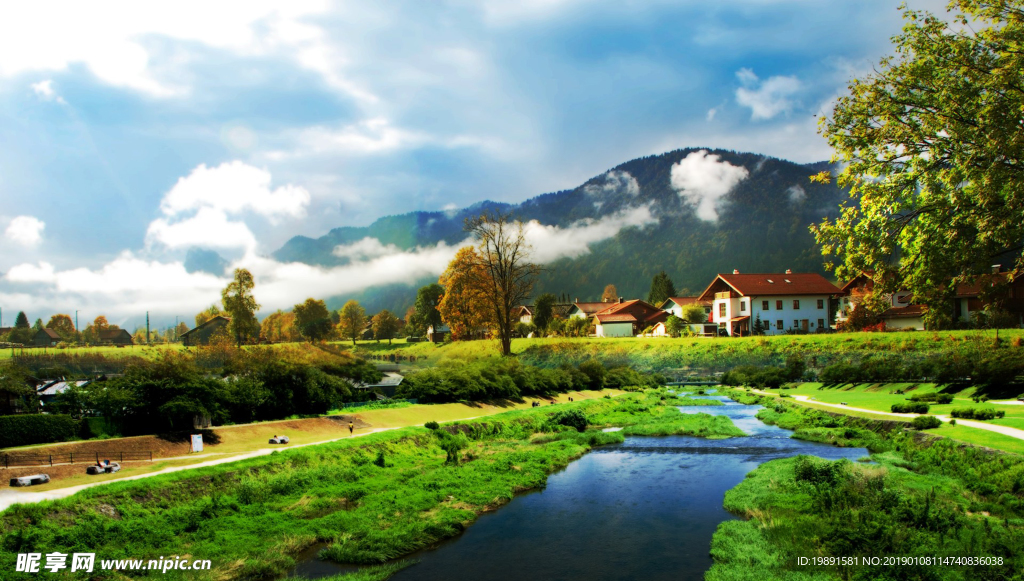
696 270 842 336
592 299 668 337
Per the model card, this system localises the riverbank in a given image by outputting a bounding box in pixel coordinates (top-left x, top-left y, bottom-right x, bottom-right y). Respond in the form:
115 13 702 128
0 390 739 581
708 393 1024 580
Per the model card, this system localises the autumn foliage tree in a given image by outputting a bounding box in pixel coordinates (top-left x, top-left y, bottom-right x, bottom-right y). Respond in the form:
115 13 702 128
438 246 493 340
293 299 333 343
261 310 301 343
602 284 618 303
371 310 401 344
465 212 539 356
222 268 260 346
46 314 77 341
337 300 367 345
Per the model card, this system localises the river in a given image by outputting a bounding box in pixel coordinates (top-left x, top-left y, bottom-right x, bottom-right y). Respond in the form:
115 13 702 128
290 394 868 581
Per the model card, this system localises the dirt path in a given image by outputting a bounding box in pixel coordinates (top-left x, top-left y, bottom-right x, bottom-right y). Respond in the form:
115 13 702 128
750 390 1024 442
0 392 622 512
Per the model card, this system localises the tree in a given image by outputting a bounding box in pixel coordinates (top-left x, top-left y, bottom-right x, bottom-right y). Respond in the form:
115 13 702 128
414 283 444 333
601 284 618 303
32 318 43 332
680 303 707 324
293 299 333 343
533 293 557 331
14 311 29 329
438 246 492 340
8 312 32 345
175 322 190 341
195 304 222 327
338 300 367 345
647 271 677 306
371 310 401 344
260 310 299 343
46 314 77 341
222 268 260 346
465 212 540 356
665 315 685 337
813 0 1024 327
81 315 115 345
404 305 420 336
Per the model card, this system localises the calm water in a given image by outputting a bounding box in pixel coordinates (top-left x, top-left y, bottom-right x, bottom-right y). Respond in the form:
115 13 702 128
290 395 867 581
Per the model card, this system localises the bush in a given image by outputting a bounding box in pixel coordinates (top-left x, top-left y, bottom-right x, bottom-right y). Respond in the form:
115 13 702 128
891 402 930 414
911 415 942 430
549 409 588 432
909 392 954 404
0 414 80 448
950 407 1005 420
424 421 439 430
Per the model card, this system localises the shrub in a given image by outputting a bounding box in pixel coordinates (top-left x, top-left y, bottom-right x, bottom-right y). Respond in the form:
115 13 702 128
911 415 942 430
424 421 439 430
0 414 79 448
909 392 954 404
373 450 386 467
549 409 588 432
950 408 1005 420
891 402 930 414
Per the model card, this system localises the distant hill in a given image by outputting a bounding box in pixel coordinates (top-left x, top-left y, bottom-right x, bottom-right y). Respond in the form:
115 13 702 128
272 148 847 314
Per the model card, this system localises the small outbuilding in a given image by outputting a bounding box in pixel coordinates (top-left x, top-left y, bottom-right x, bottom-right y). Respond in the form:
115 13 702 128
180 316 231 346
33 328 61 347
98 328 134 346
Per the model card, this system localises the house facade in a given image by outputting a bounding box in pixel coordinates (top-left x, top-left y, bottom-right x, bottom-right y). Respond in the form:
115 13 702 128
592 299 668 337
567 300 614 320
98 328 134 346
33 328 61 347
181 316 229 346
697 270 841 336
426 324 449 343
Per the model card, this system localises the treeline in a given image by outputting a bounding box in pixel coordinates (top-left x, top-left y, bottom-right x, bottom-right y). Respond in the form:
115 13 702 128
41 344 381 436
397 359 661 403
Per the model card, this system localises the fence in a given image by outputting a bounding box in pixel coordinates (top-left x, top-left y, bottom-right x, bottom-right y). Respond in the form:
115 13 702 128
2 450 153 469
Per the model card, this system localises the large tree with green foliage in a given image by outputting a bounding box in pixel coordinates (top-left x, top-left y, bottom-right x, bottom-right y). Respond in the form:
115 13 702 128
647 271 676 306
221 268 260 345
338 300 367 345
293 298 333 342
532 293 557 331
412 283 444 334
813 0 1024 327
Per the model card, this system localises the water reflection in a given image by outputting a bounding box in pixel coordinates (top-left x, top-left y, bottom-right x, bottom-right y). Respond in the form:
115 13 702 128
291 394 866 581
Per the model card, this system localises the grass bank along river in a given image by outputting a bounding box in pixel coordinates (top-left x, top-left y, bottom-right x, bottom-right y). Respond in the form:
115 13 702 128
0 390 737 581
709 392 1024 581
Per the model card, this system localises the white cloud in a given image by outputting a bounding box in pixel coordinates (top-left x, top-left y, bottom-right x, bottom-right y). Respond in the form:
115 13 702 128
787 184 806 203
332 237 402 261
706 107 718 121
0 1 336 97
146 207 258 251
30 79 66 104
584 170 640 198
6 261 56 283
670 150 749 221
159 161 309 220
523 205 658 263
4 215 46 246
735 68 801 120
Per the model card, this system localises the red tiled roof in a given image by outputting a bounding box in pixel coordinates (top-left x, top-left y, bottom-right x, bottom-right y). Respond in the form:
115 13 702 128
594 300 668 325
698 272 842 300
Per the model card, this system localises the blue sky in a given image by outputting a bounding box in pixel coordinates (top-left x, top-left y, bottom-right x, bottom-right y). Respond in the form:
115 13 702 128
0 0 946 327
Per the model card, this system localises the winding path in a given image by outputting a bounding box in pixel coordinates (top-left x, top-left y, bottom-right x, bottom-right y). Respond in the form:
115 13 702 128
750 390 1024 442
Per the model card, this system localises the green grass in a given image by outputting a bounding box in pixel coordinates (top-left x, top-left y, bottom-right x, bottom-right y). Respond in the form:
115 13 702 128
708 396 1024 581
0 390 741 581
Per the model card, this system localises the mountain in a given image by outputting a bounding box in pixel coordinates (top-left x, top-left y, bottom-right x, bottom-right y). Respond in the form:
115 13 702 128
273 148 847 314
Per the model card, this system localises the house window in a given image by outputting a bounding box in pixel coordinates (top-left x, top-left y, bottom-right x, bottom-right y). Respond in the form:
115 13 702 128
794 319 799 329
793 300 800 309
817 299 824 309
740 301 746 313
762 300 769 310
776 300 783 310
818 318 825 329
776 320 783 330
719 303 726 318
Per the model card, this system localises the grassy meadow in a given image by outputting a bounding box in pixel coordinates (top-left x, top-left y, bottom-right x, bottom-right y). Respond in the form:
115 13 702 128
708 394 1024 581
0 390 740 581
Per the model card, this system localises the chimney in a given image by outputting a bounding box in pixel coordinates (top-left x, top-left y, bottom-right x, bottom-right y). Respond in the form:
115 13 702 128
618 297 624 303
732 269 740 274
992 264 1002 274
785 269 792 274
575 297 579 303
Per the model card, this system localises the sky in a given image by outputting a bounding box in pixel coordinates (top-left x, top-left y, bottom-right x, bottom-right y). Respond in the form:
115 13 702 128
0 0 949 329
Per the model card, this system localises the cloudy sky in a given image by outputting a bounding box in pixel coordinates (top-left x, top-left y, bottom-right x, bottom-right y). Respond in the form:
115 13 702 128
0 0 946 328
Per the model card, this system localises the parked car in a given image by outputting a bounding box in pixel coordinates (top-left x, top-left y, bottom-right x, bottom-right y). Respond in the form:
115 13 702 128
268 435 290 444
10 474 50 487
86 461 121 475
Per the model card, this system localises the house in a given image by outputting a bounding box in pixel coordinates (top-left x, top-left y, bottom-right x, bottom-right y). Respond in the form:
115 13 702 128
33 328 61 347
592 299 668 337
953 267 1024 326
880 304 928 330
180 316 230 346
658 297 713 321
36 379 89 408
697 270 842 336
96 328 134 346
355 372 404 398
511 305 533 324
567 299 615 320
427 324 449 343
